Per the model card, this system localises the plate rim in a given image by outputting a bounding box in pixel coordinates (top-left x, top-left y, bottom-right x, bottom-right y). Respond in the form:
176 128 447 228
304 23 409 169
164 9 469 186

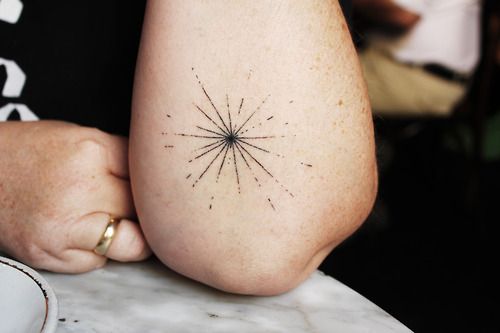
0 256 58 333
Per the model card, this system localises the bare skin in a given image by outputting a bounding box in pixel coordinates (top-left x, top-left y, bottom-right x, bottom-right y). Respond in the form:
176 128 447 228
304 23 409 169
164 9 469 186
0 121 151 273
130 0 378 295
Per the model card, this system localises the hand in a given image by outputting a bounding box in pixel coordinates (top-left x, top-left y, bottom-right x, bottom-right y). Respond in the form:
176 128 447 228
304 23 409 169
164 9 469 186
0 121 151 273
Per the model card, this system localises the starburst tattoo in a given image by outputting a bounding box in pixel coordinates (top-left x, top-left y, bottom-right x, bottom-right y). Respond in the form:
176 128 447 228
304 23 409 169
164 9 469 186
162 68 312 210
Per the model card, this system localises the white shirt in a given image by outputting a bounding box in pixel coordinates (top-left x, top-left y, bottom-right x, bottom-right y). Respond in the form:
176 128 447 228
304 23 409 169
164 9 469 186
376 0 481 74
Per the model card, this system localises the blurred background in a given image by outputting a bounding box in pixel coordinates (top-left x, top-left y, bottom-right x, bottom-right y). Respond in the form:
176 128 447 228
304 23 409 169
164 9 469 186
320 0 498 332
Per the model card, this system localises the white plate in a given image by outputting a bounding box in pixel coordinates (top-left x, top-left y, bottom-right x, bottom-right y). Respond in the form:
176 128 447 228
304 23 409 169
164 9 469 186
0 256 58 333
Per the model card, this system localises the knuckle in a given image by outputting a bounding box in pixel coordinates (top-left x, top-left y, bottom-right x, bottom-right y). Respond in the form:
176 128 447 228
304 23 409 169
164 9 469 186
75 138 105 160
68 127 108 159
79 126 106 140
59 129 108 177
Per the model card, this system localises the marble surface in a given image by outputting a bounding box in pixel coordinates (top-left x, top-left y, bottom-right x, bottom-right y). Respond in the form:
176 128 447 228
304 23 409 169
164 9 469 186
40 259 412 333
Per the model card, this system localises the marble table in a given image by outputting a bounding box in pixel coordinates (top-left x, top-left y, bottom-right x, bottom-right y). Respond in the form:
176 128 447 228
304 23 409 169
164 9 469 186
40 259 412 333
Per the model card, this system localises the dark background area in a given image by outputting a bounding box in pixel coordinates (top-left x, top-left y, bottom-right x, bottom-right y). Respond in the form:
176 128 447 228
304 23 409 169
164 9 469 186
1 1 496 332
320 1 498 332
0 1 145 133
320 120 496 332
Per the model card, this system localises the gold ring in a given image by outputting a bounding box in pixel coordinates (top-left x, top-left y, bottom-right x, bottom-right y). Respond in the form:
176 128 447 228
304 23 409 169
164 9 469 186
94 217 121 256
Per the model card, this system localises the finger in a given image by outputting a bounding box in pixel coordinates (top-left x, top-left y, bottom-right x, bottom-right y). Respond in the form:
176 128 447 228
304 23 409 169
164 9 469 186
101 134 129 179
28 249 107 274
92 176 136 219
69 212 151 262
56 249 108 273
104 218 152 262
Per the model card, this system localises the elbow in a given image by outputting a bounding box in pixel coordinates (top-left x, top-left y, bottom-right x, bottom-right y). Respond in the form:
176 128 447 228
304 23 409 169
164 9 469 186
154 162 378 297
155 230 317 296
201 250 312 296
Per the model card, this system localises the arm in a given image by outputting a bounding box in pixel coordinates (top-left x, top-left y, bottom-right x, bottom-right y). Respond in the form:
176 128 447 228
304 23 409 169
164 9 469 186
130 0 377 295
352 0 421 31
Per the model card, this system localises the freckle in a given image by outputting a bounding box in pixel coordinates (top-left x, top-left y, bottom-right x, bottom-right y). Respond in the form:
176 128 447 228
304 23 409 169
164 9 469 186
289 100 294 104
338 99 343 106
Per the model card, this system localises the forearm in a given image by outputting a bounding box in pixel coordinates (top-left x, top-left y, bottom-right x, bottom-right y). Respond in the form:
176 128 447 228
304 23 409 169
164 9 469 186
130 0 377 295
